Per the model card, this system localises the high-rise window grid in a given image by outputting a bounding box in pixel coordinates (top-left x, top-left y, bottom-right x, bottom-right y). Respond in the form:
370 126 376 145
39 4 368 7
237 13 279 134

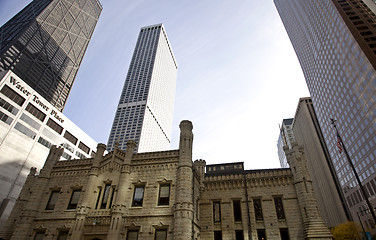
107 24 177 153
0 0 102 111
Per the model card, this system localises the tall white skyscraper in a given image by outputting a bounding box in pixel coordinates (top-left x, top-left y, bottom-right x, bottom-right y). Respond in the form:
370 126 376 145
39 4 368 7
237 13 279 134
107 24 177 152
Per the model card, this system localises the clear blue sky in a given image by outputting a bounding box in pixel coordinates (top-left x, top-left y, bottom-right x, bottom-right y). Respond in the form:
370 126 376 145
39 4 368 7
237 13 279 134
0 0 310 169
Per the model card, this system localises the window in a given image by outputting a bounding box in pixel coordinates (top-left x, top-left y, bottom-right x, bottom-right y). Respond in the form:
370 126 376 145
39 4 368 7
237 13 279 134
253 199 263 221
274 197 286 220
257 229 266 240
101 184 112 209
213 201 221 223
14 122 36 139
38 137 52 149
33 231 45 240
0 110 13 125
46 118 63 134
57 230 69 240
26 103 46 122
132 185 145 207
154 229 167 240
64 131 77 145
280 228 290 240
127 230 139 240
0 96 18 115
233 200 242 222
78 141 90 154
1 85 25 106
45 190 59 210
214 231 222 240
158 184 170 206
67 189 81 209
20 113 41 130
235 230 244 240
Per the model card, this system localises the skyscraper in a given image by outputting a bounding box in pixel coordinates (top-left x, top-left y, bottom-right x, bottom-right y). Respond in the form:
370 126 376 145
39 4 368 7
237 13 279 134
107 24 177 152
275 0 376 227
0 0 102 111
277 118 294 168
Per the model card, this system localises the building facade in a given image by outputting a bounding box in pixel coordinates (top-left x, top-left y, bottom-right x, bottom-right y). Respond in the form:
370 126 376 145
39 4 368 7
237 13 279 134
0 0 102 111
276 118 294 168
1 121 332 240
107 24 177 153
0 71 98 228
292 97 350 228
274 0 376 226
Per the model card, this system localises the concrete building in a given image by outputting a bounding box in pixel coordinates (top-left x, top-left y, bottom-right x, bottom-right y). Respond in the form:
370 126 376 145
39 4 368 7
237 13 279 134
0 0 102 111
107 24 177 153
276 118 294 168
0 71 98 228
274 0 376 226
1 120 332 240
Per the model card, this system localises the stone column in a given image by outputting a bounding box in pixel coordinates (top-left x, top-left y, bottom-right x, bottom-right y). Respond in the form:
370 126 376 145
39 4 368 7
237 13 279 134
70 143 106 240
107 140 136 239
174 120 194 240
10 146 63 240
284 144 332 239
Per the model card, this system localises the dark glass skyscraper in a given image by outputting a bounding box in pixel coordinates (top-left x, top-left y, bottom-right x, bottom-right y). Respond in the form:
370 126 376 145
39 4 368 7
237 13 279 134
275 0 376 228
0 0 102 111
107 24 177 153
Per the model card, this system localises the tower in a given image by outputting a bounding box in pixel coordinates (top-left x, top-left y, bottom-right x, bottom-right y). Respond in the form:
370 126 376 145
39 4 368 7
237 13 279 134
0 0 102 111
275 0 376 226
277 118 294 168
107 24 177 153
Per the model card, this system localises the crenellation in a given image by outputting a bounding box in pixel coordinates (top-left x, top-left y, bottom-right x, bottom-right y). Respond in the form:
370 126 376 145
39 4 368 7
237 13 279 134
1 121 333 240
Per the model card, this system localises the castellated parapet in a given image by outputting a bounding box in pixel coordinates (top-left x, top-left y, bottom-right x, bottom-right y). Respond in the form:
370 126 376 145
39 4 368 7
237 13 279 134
1 122 332 240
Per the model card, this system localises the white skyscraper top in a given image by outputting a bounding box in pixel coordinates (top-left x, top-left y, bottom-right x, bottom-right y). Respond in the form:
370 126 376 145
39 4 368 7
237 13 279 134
107 24 177 152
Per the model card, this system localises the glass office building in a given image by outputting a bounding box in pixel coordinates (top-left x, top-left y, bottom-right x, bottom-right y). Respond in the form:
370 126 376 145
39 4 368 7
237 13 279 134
0 0 102 111
107 24 177 152
275 0 376 228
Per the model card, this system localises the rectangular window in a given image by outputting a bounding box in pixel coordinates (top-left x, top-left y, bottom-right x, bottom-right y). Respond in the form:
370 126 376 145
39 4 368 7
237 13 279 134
67 189 81 209
38 137 52 149
154 229 167 240
14 122 36 139
45 190 59 210
233 200 242 222
257 229 266 240
64 131 78 145
132 185 145 207
280 228 290 240
46 118 63 134
274 197 286 220
20 113 41 130
0 96 18 115
235 230 244 240
26 103 46 122
78 141 90 154
127 230 139 240
34 231 45 240
101 184 111 209
214 231 222 240
213 201 221 223
57 230 69 240
75 151 86 159
95 187 102 209
158 184 170 206
0 110 13 125
1 85 25 106
253 199 263 221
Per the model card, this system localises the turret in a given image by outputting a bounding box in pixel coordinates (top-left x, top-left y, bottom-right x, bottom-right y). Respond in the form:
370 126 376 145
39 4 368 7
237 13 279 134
39 145 63 178
284 144 332 239
174 120 194 240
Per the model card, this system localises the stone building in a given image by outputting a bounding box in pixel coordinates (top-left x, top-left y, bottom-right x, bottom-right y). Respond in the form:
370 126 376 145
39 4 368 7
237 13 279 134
1 121 332 240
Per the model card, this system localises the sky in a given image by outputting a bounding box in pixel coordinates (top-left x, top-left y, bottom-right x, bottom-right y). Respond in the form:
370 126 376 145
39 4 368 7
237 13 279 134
0 0 310 170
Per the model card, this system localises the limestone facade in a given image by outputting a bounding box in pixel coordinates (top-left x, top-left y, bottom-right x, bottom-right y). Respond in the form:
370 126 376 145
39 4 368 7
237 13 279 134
1 121 332 240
